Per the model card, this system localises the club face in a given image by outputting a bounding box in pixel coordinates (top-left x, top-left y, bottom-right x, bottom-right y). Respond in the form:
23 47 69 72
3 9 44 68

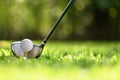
11 42 43 58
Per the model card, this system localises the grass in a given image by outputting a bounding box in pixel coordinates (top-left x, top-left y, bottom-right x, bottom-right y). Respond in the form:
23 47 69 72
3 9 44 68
0 40 120 80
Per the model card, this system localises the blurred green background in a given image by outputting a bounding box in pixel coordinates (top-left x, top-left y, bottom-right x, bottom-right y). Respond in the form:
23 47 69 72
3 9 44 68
0 0 120 40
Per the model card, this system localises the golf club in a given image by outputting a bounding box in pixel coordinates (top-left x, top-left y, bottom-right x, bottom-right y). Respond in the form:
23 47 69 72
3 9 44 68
11 0 73 59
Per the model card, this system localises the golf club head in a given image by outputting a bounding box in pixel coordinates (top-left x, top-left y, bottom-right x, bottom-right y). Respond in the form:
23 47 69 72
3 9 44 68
11 42 43 58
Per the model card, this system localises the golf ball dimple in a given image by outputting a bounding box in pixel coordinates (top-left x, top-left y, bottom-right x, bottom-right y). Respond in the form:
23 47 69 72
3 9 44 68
20 39 33 52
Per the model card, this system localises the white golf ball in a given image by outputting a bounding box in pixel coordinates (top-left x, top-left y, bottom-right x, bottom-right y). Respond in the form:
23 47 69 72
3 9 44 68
20 39 33 52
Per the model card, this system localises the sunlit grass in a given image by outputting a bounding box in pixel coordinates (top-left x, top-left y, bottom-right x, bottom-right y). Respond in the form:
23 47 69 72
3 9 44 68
0 41 120 80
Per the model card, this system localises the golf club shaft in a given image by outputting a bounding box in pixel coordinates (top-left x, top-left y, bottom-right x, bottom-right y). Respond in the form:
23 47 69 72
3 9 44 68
42 0 73 45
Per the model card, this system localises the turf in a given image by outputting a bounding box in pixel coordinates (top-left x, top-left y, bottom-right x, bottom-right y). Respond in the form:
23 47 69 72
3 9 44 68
0 41 120 80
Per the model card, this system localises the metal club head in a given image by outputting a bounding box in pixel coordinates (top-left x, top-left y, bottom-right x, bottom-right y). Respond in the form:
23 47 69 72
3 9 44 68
11 41 44 59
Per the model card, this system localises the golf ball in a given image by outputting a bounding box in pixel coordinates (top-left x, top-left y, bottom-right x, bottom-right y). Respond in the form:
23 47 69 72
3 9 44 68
20 39 33 52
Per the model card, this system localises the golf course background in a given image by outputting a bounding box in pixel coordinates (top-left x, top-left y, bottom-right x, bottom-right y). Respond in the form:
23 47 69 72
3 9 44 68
0 0 120 40
0 0 120 80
